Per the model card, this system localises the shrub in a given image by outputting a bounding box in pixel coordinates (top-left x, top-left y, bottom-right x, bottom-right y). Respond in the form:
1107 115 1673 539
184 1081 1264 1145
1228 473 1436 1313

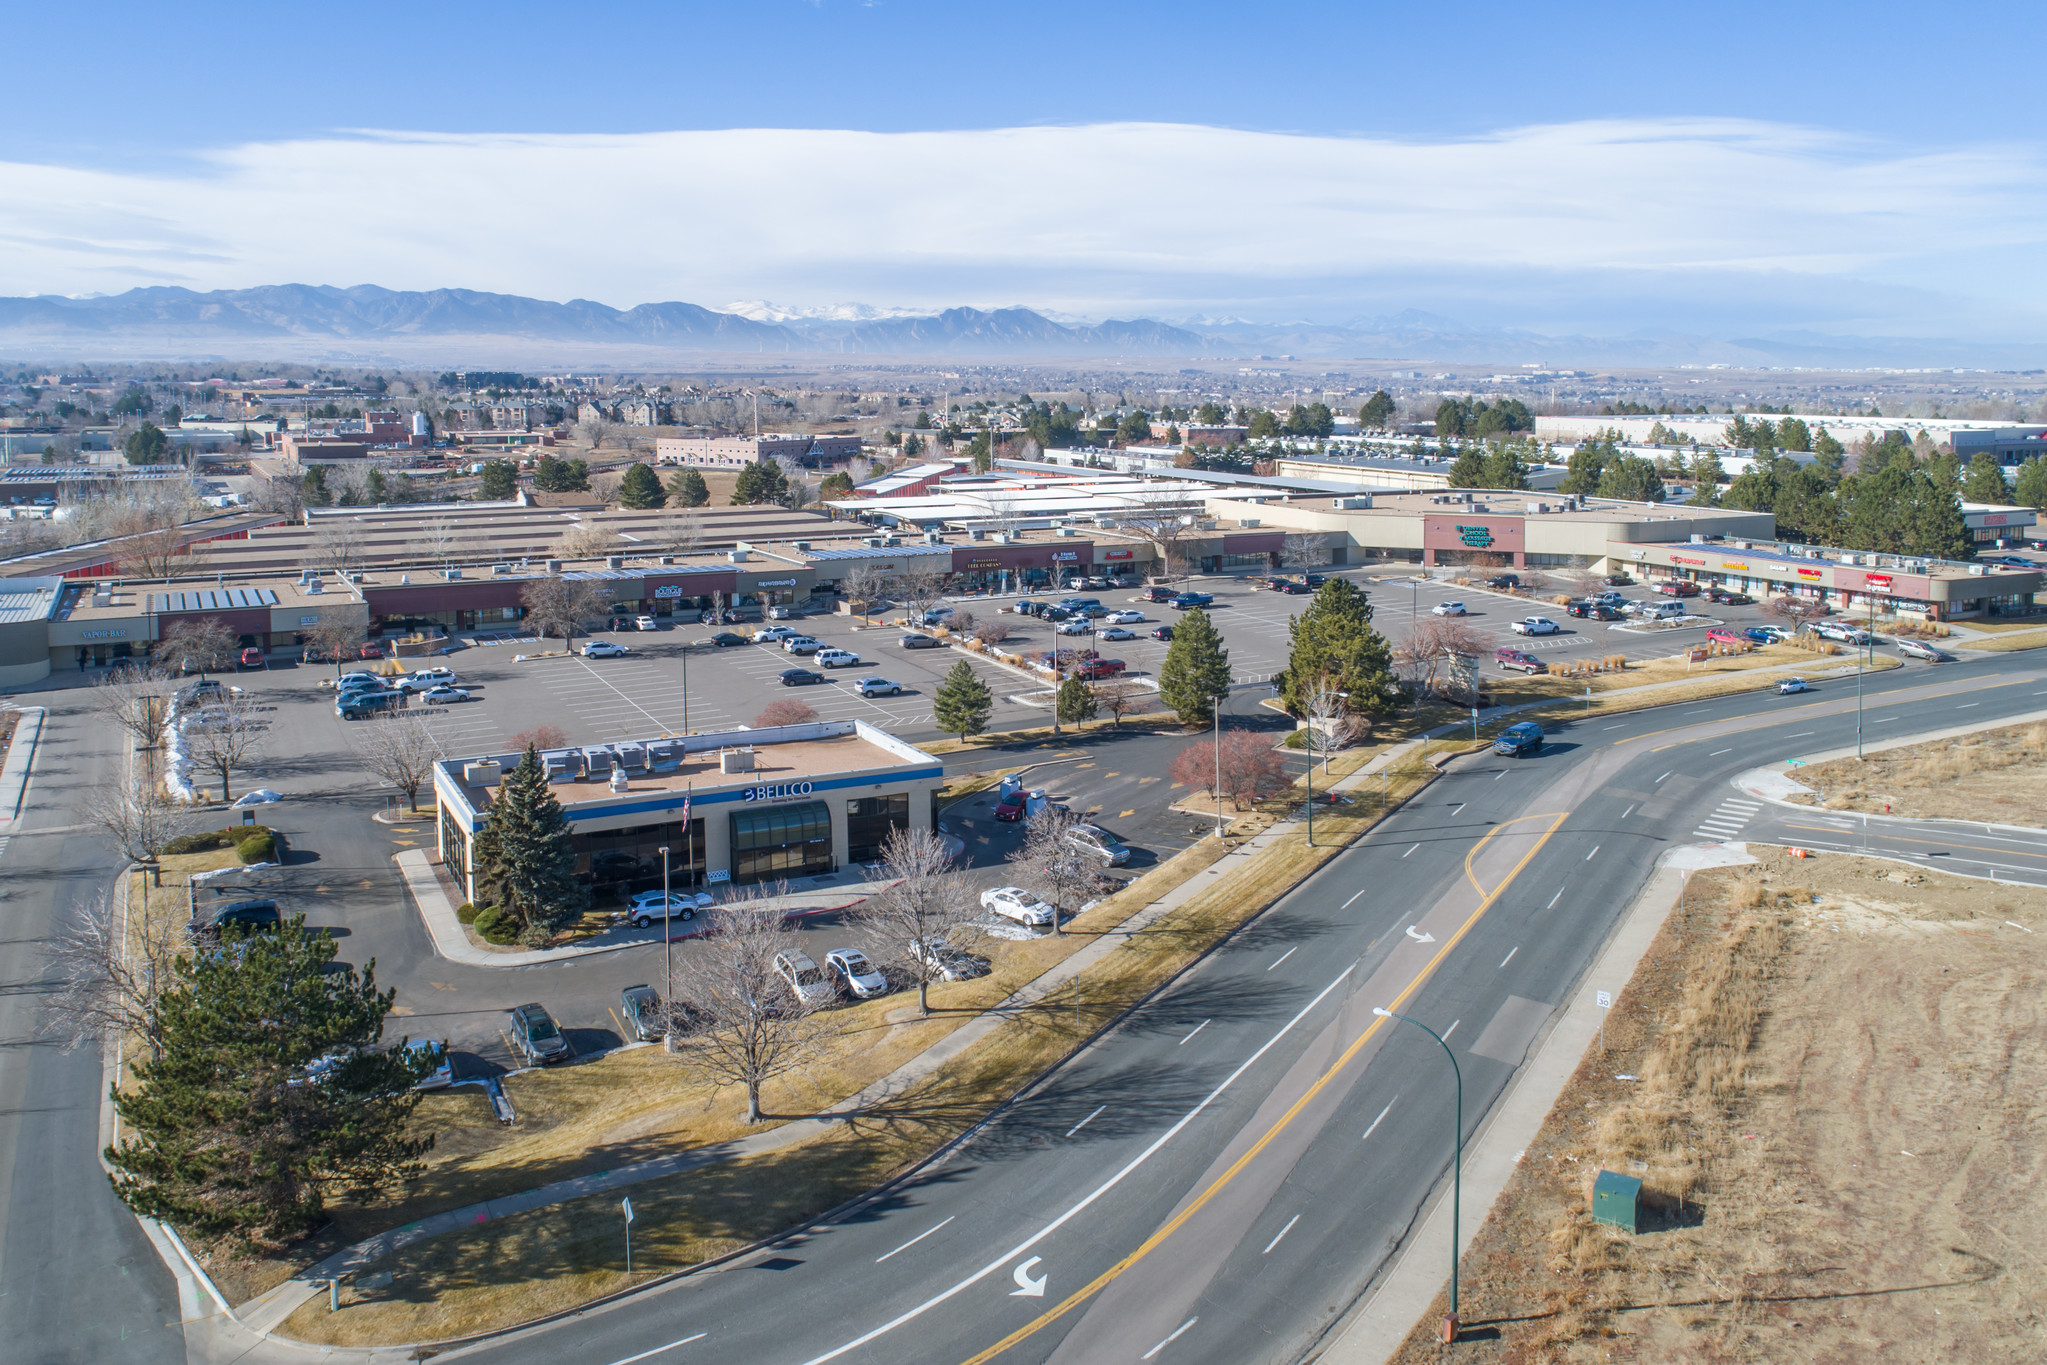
472 904 519 944
165 825 275 856
1282 728 1310 749
456 902 479 925
235 831 278 864
754 699 819 728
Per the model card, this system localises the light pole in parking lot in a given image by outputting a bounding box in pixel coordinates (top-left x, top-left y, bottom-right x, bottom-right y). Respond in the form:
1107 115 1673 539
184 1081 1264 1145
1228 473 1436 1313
659 844 673 1048
1374 1005 1465 1343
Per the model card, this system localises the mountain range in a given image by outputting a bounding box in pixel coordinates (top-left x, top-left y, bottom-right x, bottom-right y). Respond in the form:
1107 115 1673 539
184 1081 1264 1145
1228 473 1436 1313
0 284 2032 371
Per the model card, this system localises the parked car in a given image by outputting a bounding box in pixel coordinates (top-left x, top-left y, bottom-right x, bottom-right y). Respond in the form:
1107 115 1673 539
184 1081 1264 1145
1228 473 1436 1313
1742 626 1780 644
1511 616 1561 636
179 678 229 705
1631 599 1687 620
408 1039 455 1090
824 948 889 999
619 984 667 1041
581 640 630 658
1567 601 1621 620
908 938 988 981
1493 720 1545 757
981 885 1057 927
779 668 826 686
900 634 944 649
773 951 837 1006
188 897 281 940
1486 573 1521 589
1778 677 1811 694
1150 625 1175 641
1266 578 1309 595
710 632 749 647
920 606 956 626
993 791 1026 821
422 686 471 705
1602 573 1634 586
1057 618 1095 636
1106 609 1146 624
623 889 705 927
816 647 861 669
1704 628 1745 646
398 667 460 692
1592 589 1627 607
508 1002 572 1066
1432 601 1468 616
1171 592 1214 610
321 671 382 693
1704 587 1752 605
238 647 265 669
1812 621 1871 645
1074 657 1126 680
1495 647 1546 674
358 642 385 660
1067 823 1131 865
754 626 798 643
338 690 408 720
854 676 903 697
781 636 822 654
1653 580 1701 597
1140 585 1178 603
767 604 803 620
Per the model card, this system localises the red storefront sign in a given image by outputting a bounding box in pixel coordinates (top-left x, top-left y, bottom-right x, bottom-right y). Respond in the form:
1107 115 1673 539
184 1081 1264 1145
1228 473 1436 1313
1671 554 1706 566
1863 572 1893 590
1103 549 1134 560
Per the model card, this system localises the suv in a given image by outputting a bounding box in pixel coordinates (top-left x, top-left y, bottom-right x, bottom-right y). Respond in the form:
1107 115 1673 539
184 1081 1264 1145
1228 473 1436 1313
338 690 408 720
816 647 861 669
1073 657 1126 680
1067 823 1131 865
1493 721 1545 757
772 951 837 1007
507 1003 572 1065
1704 586 1752 605
1140 585 1178 603
1566 601 1620 620
1485 573 1521 590
238 647 265 670
398 667 459 692
189 897 280 940
1495 647 1547 674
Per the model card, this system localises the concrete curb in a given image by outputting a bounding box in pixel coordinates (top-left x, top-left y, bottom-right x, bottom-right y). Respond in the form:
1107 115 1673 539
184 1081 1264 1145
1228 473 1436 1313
0 705 46 825
1315 841 1760 1364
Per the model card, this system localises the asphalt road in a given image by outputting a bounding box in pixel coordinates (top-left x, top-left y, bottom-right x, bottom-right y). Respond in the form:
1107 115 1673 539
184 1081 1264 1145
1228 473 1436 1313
6 644 2045 1364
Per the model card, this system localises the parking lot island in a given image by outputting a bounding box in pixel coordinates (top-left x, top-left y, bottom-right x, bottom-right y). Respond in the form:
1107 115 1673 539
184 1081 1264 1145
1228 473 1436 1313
432 719 946 904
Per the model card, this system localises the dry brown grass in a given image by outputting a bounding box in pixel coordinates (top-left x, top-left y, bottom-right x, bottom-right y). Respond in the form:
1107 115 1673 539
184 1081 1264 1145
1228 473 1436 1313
1790 719 2047 822
1957 627 2047 652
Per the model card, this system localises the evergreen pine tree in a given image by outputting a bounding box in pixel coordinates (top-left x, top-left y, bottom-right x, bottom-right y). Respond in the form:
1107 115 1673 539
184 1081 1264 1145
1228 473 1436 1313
107 916 433 1239
1445 443 1485 487
616 462 666 509
2013 456 2047 510
1479 444 1528 489
1962 452 2013 505
732 459 789 505
1056 674 1097 725
477 460 517 500
1280 579 1396 718
932 660 993 741
472 747 586 941
1157 607 1231 726
666 467 710 507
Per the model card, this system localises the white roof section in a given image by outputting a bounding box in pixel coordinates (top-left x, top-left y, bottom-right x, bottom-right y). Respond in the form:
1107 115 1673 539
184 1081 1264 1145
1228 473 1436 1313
828 473 1264 524
853 461 955 496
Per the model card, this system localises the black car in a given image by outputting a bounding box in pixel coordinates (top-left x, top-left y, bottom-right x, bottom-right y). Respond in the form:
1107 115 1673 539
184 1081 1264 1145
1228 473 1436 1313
1301 574 1328 587
1704 587 1753 605
1150 625 1175 641
508 1002 572 1065
779 667 826 686
1486 574 1521 589
188 897 281 940
1015 599 1045 616
1566 601 1622 620
1603 573 1634 586
709 632 748 647
1266 578 1309 595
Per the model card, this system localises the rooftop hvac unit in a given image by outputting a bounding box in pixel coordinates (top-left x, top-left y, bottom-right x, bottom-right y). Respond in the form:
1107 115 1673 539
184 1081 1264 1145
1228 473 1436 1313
445 567 462 580
306 579 323 595
883 536 902 547
491 563 511 575
658 555 675 566
727 548 750 562
1056 527 1076 537
1338 495 1372 509
792 541 810 552
969 528 986 541
1690 533 1706 543
1528 502 1547 515
349 572 365 584
1970 565 1987 575
545 559 562 574
863 536 884 548
1239 518 1261 528
463 760 501 786
720 748 757 774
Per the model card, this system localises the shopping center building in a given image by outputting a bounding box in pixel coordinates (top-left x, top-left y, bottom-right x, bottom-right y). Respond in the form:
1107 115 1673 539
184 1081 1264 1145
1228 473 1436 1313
432 720 945 901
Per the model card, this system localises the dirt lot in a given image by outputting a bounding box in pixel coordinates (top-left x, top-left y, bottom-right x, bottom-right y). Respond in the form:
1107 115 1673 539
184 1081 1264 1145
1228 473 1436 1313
1391 846 2047 1364
1788 719 2047 822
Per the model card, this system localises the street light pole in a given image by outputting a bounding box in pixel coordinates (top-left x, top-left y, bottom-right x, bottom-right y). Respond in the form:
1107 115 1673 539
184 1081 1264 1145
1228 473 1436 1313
1212 697 1225 839
1374 1006 1465 1343
659 845 672 1046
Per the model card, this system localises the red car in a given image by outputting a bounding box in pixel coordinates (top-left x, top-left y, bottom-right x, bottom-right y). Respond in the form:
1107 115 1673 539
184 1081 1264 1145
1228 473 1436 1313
358 642 384 659
1074 658 1126 680
1653 580 1700 597
1705 627 1745 645
993 793 1025 822
238 647 264 669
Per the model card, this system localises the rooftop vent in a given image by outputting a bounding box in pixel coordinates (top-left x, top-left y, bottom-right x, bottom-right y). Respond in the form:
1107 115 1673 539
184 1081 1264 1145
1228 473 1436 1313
720 749 757 774
545 559 562 575
606 555 624 570
727 549 750 563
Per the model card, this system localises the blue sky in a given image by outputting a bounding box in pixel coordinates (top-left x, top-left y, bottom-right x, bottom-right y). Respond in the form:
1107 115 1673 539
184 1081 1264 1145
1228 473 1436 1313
4 1 2045 341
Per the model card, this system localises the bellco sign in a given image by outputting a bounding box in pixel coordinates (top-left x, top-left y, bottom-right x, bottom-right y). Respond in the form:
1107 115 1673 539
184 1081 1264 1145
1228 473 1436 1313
1455 523 1494 548
743 781 815 803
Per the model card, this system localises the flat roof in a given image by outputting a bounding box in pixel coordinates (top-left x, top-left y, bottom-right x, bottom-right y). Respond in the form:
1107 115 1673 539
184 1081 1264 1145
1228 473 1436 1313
1279 489 1766 526
0 577 62 626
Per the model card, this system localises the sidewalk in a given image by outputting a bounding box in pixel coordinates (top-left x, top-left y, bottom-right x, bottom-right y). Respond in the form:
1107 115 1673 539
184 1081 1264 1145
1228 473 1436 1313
396 850 896 969
0 705 45 826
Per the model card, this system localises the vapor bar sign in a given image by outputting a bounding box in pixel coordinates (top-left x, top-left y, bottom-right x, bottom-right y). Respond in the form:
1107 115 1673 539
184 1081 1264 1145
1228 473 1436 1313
742 781 815 802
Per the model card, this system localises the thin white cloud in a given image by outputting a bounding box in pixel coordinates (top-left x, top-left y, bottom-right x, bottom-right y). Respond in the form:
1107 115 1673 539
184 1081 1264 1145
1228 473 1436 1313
0 119 2041 332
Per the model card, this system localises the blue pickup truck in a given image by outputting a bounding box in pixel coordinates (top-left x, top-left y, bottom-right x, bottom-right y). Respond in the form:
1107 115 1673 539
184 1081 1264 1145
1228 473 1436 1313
1171 592 1214 610
1492 721 1545 757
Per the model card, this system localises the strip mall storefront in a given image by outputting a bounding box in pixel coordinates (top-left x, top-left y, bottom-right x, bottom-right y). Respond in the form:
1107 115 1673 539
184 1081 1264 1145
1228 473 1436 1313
1618 543 2044 620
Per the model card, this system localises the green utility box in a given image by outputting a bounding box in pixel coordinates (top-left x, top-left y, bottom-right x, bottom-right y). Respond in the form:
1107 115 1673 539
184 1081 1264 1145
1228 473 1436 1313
1591 1169 1641 1232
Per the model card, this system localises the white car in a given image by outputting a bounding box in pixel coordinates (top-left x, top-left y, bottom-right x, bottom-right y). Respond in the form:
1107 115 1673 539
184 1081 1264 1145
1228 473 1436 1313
622 890 709 926
632 615 659 631
1056 618 1094 635
781 635 822 654
816 647 862 669
1778 677 1810 695
1432 601 1468 616
854 676 903 697
753 626 798 643
907 938 988 981
421 686 471 705
581 640 630 658
1511 617 1560 636
324 670 383 691
1106 610 1145 624
824 948 889 999
772 950 837 1006
1098 627 1137 641
980 885 1056 927
767 605 802 621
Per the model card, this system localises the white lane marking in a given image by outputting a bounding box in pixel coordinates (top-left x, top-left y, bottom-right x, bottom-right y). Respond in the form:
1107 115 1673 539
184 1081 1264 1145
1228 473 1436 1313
1655 771 1672 783
1179 1019 1211 1046
1440 1019 1460 1041
2008 921 2034 933
1603 723 1623 730
1493 770 1507 781
876 1216 956 1263
1262 1214 1302 1255
605 1332 708 1365
1142 1318 1199 1359
1267 946 1298 970
1725 799 1762 808
1448 802 1466 814
1499 946 1518 969
793 963 1359 1365
1065 1106 1106 1138
1874 715 1899 721
1010 1257 1048 1297
1402 843 1420 857
1405 925 1436 943
1620 804 1635 820
1710 748 1732 756
1547 886 1565 909
1361 1099 1397 1142
1342 887 1369 907
1958 703 1980 709
1787 731 1814 737
1585 845 1600 861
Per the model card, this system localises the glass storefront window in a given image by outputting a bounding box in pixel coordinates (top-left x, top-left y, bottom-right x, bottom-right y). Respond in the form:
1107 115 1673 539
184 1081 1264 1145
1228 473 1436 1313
440 808 470 897
846 792 909 864
730 800 833 884
577 818 706 894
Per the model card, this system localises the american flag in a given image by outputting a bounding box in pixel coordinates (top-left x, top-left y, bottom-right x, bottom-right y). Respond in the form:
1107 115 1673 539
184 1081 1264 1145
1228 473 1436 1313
680 784 690 827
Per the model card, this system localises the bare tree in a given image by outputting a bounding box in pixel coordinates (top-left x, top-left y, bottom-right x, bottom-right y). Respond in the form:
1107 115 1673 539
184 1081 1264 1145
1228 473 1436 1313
1115 487 1201 582
1300 677 1361 772
1279 533 1327 574
667 888 834 1123
853 827 981 1016
555 521 626 561
42 891 182 1063
1092 679 1150 728
353 713 443 812
840 563 888 622
1395 617 1490 701
1006 804 1091 935
973 619 1012 646
421 515 459 562
652 508 704 558
116 521 204 579
303 613 368 675
90 666 178 752
155 617 237 677
180 692 267 803
80 773 193 868
521 574 610 650
578 417 613 450
898 565 951 622
253 468 307 519
310 520 362 576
